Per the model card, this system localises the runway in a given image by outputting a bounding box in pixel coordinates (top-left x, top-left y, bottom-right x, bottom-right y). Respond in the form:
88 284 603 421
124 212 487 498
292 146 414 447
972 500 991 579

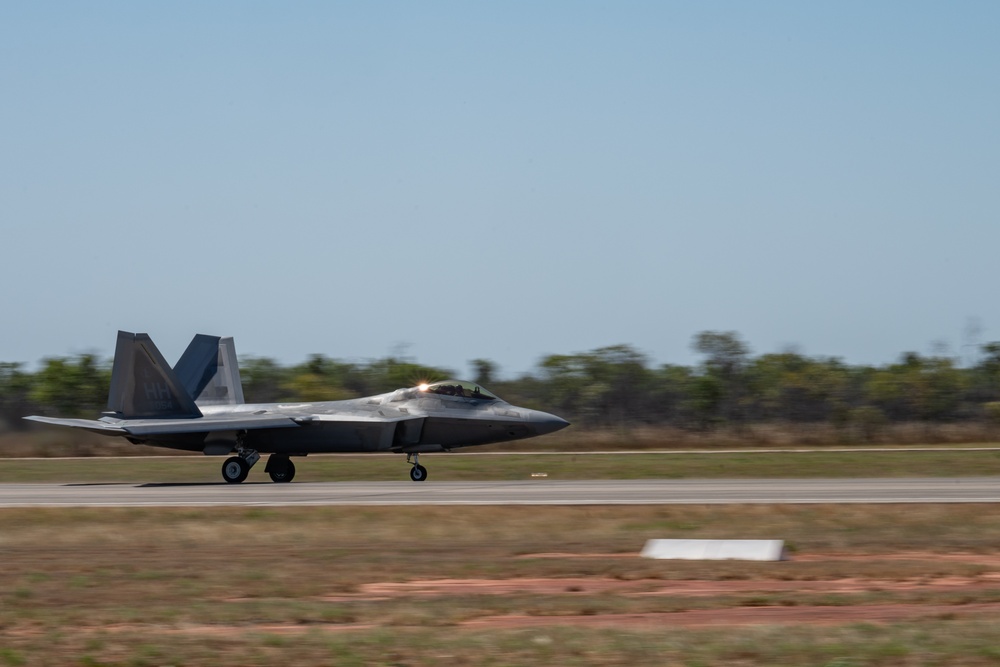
1 477 999 507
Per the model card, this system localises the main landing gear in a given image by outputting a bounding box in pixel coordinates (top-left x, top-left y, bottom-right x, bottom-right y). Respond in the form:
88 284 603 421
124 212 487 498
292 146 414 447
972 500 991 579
221 447 295 484
265 454 296 483
222 455 252 483
407 453 428 482
221 446 259 484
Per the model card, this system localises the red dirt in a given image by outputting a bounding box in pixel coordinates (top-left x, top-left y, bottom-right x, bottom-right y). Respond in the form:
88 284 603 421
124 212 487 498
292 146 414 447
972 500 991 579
312 550 1000 629
16 550 999 637
460 603 1000 629
314 573 1000 602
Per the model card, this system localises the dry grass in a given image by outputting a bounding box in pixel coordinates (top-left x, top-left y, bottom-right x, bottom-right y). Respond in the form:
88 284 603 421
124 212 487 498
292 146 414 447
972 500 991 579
4 505 1000 664
499 422 1000 451
0 430 187 458
9 421 1000 458
5 448 1000 483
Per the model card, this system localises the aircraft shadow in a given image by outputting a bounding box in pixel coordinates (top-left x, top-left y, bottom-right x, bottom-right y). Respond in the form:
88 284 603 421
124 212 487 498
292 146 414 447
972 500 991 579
138 482 273 488
61 482 271 488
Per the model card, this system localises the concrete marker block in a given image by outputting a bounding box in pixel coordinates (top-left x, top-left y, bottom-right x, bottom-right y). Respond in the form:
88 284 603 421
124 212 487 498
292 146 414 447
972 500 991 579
640 539 785 561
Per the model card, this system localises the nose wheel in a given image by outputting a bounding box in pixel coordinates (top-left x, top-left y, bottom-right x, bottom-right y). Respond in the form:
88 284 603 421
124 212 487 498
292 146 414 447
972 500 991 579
407 453 428 482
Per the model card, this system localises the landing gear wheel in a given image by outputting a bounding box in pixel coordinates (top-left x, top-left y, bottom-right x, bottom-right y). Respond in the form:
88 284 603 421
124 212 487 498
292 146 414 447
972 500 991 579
222 456 250 484
268 458 296 483
409 464 428 482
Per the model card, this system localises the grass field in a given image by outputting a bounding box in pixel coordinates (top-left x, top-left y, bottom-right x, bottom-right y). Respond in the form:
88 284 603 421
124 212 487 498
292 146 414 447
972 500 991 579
5 451 1000 664
3 447 1000 483
4 503 1000 665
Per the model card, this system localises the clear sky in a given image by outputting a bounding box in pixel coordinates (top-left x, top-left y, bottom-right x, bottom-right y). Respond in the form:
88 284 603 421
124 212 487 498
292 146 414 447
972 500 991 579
2 2 998 378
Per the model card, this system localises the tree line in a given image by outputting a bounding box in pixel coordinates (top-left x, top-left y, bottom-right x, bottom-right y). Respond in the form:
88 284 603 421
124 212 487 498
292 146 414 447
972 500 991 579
4 331 1000 439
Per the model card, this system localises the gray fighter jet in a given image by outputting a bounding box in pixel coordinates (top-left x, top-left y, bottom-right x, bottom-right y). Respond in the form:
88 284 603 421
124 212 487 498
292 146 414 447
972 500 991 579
25 331 569 483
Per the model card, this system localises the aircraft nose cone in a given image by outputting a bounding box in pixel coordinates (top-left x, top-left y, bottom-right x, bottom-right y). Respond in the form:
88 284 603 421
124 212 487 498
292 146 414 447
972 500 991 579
529 410 571 436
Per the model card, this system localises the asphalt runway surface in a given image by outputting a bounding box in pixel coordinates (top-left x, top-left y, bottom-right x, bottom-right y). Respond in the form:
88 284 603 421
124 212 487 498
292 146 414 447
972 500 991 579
1 478 1000 507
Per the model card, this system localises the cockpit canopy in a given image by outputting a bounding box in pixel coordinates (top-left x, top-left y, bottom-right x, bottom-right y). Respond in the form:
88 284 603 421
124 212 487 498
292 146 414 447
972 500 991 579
418 380 497 401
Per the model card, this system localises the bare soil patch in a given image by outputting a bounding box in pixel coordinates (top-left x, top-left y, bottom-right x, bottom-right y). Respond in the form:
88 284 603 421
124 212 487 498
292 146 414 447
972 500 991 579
304 549 1000 630
312 572 1000 602
461 602 1000 629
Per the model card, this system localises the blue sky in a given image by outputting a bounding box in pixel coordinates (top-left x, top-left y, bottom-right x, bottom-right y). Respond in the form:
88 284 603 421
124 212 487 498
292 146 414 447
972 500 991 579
2 2 998 378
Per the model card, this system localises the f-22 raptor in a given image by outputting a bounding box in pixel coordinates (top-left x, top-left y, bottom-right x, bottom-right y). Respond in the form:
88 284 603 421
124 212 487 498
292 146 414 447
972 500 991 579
26 331 570 483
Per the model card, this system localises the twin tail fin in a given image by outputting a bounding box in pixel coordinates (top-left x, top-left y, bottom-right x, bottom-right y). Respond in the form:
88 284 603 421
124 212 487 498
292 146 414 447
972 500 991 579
174 334 246 406
106 331 203 419
107 330 248 419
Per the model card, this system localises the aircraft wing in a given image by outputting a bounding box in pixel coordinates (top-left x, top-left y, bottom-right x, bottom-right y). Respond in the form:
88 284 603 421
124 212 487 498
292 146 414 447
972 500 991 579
119 414 302 436
25 413 302 437
24 416 129 434
25 408 423 437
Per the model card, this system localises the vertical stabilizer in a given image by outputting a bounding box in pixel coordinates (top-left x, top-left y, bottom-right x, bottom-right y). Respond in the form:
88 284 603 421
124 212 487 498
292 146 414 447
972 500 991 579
174 334 245 406
106 331 202 419
174 334 222 401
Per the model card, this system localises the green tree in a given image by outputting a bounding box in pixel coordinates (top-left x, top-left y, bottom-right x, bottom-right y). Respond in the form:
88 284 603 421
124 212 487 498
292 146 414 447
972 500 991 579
0 363 33 430
283 355 362 401
470 359 497 386
537 345 652 427
692 331 750 425
746 353 851 423
29 355 110 417
240 357 291 403
865 353 962 422
970 342 1000 406
649 363 696 424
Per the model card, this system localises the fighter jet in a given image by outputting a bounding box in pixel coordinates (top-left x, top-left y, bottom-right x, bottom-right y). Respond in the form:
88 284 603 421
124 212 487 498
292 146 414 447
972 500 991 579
25 331 570 483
